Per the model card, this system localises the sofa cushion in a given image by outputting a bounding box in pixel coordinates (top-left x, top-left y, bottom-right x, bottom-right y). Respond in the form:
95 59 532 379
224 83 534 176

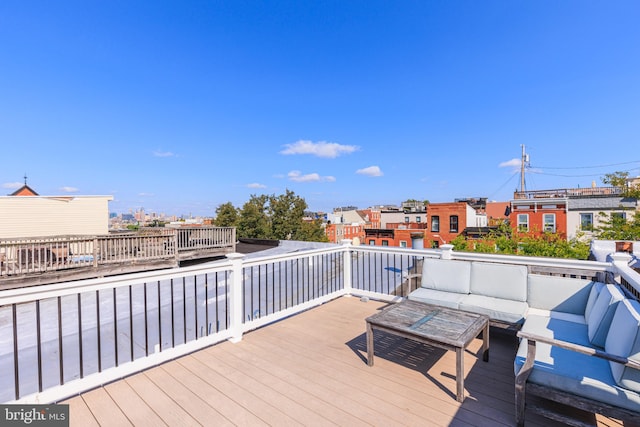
605 299 640 393
459 294 528 324
470 262 527 302
420 258 471 294
587 284 625 348
527 275 594 315
514 337 640 413
407 287 465 309
584 281 606 321
519 314 591 347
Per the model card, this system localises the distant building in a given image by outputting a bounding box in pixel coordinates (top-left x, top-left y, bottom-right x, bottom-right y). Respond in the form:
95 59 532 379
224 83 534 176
425 201 487 248
1 184 113 239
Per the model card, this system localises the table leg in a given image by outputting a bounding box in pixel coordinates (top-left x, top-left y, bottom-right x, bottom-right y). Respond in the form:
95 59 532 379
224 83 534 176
366 322 374 366
482 321 490 362
456 347 464 402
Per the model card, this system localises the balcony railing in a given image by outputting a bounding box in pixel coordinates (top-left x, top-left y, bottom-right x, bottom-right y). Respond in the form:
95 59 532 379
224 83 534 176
0 241 637 405
0 227 236 284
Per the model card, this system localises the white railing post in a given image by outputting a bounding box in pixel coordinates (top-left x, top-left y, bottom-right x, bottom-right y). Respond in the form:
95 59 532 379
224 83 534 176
227 252 246 343
341 239 353 294
440 244 454 260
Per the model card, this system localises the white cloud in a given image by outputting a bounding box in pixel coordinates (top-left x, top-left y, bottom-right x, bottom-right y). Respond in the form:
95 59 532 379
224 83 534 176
356 165 383 177
60 186 79 193
153 150 175 158
247 183 267 189
287 170 336 183
2 182 23 189
499 158 521 168
280 140 359 158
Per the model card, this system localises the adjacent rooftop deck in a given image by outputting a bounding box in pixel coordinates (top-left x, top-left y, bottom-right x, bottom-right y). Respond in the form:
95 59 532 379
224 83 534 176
62 297 625 427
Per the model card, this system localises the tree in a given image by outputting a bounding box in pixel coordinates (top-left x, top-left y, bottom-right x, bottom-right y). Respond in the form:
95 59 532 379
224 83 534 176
236 195 270 239
214 202 239 227
269 189 307 240
594 210 640 241
602 171 640 199
451 224 590 260
294 219 329 242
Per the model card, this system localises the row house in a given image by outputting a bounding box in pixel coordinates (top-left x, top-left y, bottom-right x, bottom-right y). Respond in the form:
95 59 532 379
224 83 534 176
424 201 488 248
358 201 498 249
509 198 568 237
363 227 425 248
324 222 366 244
379 206 427 228
509 186 639 240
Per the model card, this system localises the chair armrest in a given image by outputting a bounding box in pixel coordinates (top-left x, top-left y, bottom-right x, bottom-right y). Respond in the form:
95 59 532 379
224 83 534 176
517 330 640 370
405 273 422 280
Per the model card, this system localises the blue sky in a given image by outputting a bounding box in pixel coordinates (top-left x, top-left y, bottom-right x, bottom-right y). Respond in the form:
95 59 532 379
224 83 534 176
2 1 639 216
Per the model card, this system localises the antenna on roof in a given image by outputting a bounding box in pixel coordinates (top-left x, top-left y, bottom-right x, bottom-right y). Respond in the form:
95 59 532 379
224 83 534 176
24 173 28 185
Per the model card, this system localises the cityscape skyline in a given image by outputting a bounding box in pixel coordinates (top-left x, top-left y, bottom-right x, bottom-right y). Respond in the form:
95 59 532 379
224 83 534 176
2 2 639 216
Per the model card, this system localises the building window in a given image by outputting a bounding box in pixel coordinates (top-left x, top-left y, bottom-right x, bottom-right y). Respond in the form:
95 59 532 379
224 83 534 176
368 240 375 245
580 213 593 231
543 214 556 233
449 215 459 233
404 216 410 223
416 216 421 223
612 212 627 221
517 214 529 232
432 240 440 248
381 240 389 246
400 241 407 248
431 215 440 232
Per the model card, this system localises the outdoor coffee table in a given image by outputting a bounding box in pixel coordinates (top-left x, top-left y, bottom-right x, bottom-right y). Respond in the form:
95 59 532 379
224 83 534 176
366 299 489 402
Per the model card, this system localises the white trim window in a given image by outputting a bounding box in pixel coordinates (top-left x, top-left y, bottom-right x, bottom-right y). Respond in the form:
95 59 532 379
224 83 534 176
543 213 556 233
517 214 529 232
580 213 593 231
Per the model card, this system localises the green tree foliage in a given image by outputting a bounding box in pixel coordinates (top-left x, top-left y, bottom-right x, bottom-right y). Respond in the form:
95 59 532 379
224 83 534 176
602 171 640 198
227 190 327 242
214 202 239 227
237 195 270 239
594 210 640 241
295 219 329 242
451 224 590 260
269 189 307 240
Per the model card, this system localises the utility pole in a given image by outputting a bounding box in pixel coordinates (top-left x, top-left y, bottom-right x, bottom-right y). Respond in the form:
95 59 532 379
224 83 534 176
520 145 530 194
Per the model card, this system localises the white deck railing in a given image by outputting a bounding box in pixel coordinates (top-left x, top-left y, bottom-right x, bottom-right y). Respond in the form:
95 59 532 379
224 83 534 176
0 241 635 404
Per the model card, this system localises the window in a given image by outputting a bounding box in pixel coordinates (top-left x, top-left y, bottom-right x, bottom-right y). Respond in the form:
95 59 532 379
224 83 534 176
416 216 421 223
368 239 375 245
517 214 529 232
404 216 410 223
400 241 407 248
580 213 593 231
431 215 440 232
381 240 389 246
449 215 459 233
543 214 556 233
612 212 627 221
432 240 440 248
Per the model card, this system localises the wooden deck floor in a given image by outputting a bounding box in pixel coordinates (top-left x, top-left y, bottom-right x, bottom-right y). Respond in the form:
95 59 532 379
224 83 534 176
62 297 627 426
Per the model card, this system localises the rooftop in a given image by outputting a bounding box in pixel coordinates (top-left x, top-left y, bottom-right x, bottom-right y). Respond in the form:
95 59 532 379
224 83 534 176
62 296 619 427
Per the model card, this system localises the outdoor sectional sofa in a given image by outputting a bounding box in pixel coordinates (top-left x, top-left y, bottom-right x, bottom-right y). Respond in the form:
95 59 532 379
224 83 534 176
407 257 640 425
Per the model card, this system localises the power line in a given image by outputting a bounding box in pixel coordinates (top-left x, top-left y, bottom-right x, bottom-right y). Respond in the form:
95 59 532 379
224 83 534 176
531 160 640 170
529 167 640 179
488 171 519 200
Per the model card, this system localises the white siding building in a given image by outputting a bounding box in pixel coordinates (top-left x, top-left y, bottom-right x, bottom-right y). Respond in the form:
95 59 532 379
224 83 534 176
0 194 113 239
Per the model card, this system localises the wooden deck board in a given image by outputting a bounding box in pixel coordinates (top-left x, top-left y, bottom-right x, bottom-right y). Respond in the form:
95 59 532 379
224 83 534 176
62 296 625 426
103 380 167 427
